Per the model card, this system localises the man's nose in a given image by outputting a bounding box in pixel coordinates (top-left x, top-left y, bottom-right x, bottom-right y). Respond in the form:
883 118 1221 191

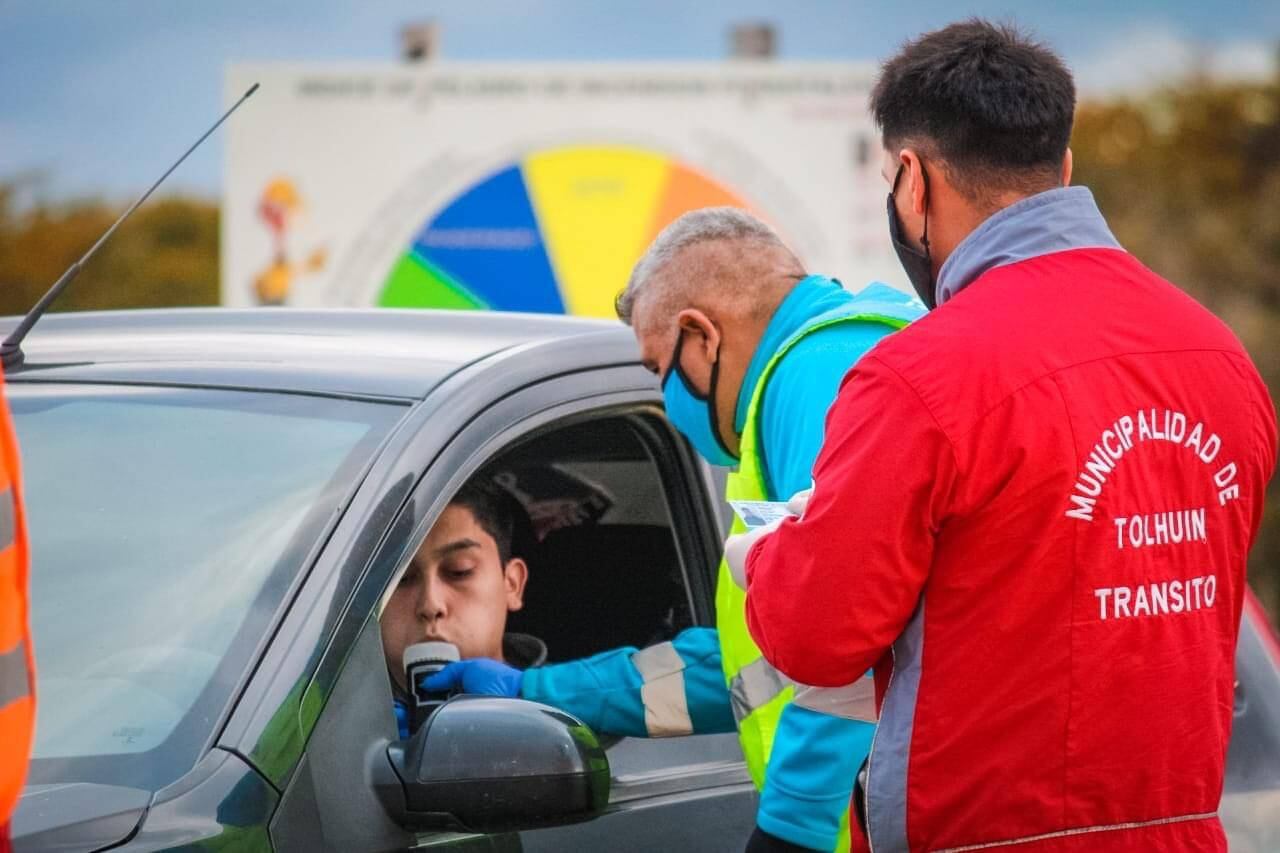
417 573 447 622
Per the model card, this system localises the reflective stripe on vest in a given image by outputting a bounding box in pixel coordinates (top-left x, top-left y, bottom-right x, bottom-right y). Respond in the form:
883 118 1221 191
729 660 878 724
793 678 878 723
632 642 694 737
715 299 917 853
0 639 28 709
729 655 791 722
0 485 26 711
0 487 12 552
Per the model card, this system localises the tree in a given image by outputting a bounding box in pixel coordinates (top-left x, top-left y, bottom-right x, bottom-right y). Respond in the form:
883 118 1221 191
0 189 218 315
1073 78 1280 624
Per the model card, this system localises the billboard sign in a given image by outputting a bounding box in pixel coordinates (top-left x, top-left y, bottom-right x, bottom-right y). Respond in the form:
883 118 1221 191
223 63 905 313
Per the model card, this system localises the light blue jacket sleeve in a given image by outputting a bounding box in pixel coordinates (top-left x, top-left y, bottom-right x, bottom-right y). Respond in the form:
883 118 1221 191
754 320 895 851
520 627 737 738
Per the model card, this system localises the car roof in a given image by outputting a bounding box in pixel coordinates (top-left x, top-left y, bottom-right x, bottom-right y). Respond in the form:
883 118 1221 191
1 308 633 400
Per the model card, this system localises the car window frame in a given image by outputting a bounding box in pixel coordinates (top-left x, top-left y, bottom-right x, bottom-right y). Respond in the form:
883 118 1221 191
216 339 653 795
281 364 752 848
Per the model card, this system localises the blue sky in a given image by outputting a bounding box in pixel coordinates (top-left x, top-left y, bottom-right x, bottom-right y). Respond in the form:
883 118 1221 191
3 0 1278 202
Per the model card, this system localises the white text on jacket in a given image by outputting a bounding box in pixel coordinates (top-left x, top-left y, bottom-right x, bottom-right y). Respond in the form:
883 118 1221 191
1094 575 1217 621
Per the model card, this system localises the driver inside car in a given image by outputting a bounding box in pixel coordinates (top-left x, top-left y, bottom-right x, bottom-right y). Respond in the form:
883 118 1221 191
380 478 546 737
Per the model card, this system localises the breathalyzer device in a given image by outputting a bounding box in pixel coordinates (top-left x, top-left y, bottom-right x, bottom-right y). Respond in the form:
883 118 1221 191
403 640 460 730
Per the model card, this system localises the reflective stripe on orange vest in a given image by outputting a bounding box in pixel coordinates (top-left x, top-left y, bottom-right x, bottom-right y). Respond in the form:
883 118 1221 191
0 639 27 710
0 487 13 553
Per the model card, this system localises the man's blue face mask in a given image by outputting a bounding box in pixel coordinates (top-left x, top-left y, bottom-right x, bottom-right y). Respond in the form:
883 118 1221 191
661 328 738 467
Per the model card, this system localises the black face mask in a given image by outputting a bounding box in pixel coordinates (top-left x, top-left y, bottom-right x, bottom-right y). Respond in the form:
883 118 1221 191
887 163 935 310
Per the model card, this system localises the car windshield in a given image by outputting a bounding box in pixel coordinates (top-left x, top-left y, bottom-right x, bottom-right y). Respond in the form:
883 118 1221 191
9 383 404 791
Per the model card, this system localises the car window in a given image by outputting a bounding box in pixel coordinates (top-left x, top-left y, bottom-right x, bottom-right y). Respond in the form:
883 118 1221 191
378 410 711 694
10 383 404 791
478 409 750 842
1227 605 1280 791
286 389 751 848
1221 600 1280 849
487 415 700 660
384 409 742 779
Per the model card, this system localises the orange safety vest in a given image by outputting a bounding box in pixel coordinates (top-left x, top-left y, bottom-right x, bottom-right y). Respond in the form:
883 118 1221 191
0 367 33 837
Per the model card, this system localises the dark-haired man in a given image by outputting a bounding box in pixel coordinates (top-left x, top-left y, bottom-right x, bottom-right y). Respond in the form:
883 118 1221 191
739 19 1277 852
380 481 545 737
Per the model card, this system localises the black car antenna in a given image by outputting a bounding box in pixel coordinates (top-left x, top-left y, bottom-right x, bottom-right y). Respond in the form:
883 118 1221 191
0 82 260 371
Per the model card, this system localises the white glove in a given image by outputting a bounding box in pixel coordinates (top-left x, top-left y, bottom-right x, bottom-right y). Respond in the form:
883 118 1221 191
723 518 783 590
785 487 813 516
724 487 814 590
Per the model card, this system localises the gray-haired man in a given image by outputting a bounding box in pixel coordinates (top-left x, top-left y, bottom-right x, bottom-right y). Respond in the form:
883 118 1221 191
430 207 923 852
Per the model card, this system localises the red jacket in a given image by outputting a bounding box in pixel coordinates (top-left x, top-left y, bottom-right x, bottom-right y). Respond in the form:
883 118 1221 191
745 189 1278 852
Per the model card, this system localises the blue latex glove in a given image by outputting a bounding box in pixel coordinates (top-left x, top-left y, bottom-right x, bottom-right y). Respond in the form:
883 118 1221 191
422 658 523 698
393 698 411 739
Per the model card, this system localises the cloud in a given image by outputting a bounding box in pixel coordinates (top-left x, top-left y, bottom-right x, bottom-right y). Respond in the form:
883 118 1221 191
1073 24 1277 97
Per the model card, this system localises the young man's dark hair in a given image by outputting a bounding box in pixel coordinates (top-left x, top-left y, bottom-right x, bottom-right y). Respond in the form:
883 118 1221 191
448 478 536 565
870 19 1075 207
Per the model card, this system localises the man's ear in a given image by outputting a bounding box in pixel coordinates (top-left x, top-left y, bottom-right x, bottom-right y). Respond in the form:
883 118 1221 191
504 557 529 611
1062 148 1073 187
674 307 720 363
898 148 928 216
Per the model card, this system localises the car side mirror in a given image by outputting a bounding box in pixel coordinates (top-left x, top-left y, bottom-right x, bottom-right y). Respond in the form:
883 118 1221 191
375 695 610 833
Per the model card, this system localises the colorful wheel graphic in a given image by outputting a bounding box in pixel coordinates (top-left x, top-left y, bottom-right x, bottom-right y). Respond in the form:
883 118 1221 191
379 146 751 317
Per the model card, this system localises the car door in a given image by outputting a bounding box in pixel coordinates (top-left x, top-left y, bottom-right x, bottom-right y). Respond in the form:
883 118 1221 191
1220 595 1280 851
267 355 756 851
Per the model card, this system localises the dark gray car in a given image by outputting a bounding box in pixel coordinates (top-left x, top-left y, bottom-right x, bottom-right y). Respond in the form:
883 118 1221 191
7 308 1280 851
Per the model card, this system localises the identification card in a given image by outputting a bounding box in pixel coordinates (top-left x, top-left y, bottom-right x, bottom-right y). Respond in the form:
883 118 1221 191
728 499 795 530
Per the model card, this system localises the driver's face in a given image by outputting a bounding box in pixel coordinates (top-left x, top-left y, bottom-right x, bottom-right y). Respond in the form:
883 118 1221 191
380 505 527 690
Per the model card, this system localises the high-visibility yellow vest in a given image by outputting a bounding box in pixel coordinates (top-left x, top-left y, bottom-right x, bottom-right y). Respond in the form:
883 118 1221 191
717 301 915 851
